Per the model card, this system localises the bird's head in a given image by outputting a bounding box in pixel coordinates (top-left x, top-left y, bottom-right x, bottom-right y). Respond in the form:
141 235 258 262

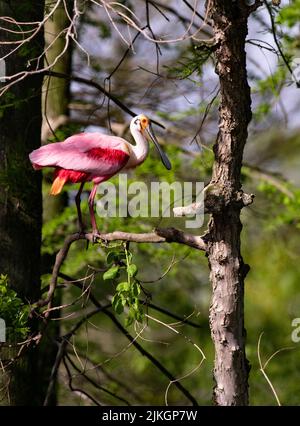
130 114 172 170
130 114 150 133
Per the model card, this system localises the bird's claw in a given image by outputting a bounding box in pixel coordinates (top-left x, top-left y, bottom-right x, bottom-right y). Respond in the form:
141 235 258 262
101 238 110 248
92 230 100 244
91 231 110 247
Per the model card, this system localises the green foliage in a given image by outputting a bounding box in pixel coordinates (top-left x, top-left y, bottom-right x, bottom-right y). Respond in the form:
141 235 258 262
157 96 218 122
42 204 80 253
38 5 300 403
0 92 18 118
256 182 300 230
277 0 300 27
255 64 287 98
98 21 111 39
103 265 120 281
18 43 40 59
0 275 30 342
104 244 144 326
165 44 212 80
47 123 83 143
0 153 36 202
253 102 272 122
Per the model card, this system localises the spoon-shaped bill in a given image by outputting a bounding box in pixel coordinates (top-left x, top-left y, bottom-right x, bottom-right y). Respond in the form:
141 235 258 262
146 125 172 170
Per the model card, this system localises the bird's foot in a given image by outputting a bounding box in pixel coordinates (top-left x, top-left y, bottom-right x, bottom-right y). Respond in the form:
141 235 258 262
92 229 100 244
90 230 110 247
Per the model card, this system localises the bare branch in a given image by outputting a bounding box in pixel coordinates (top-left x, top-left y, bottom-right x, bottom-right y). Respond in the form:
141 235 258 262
65 348 144 402
148 0 212 37
263 0 300 88
43 339 67 406
44 70 165 129
36 228 206 314
94 0 214 44
143 302 202 329
65 354 131 405
63 356 102 405
243 163 295 199
95 228 207 250
61 275 199 405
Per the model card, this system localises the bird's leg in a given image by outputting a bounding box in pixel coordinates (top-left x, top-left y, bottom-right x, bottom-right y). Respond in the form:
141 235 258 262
88 184 100 242
75 182 85 234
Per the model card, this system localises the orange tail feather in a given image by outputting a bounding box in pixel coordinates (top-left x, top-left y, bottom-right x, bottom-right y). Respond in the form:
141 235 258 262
50 176 66 195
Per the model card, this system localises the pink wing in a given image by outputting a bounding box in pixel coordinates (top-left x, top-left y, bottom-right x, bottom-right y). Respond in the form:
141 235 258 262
29 133 130 176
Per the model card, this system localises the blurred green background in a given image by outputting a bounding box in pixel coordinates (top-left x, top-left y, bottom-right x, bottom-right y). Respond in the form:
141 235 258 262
35 0 300 405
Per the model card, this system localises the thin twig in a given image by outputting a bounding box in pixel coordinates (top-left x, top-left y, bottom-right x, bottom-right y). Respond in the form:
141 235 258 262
257 332 282 406
66 278 199 405
37 228 206 312
145 303 202 328
263 0 300 88
145 313 205 406
63 356 102 405
65 354 131 405
44 70 165 129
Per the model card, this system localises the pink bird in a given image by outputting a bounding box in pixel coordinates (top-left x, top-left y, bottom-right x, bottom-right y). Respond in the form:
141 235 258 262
29 114 171 238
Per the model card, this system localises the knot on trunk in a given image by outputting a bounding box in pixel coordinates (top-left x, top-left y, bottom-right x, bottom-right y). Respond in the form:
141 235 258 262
234 191 255 207
202 184 254 214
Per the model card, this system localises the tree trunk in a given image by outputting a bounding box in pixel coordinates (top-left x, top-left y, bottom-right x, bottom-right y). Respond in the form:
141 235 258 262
206 1 257 405
42 0 72 140
0 0 49 405
42 0 72 221
41 1 73 406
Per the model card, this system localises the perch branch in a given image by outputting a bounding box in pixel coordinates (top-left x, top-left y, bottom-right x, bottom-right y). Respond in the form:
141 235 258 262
37 228 206 324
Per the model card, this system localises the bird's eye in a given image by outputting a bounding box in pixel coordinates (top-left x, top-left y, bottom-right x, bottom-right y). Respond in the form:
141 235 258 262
134 119 140 125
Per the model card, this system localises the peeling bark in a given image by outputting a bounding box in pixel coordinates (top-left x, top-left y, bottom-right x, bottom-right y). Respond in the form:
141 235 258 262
206 0 260 405
0 0 51 406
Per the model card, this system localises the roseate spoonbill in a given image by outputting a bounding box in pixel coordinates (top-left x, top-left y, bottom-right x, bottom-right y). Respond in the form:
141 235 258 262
29 114 171 237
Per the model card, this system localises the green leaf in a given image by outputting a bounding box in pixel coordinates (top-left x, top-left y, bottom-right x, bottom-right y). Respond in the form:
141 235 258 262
106 251 118 265
125 308 135 327
112 294 124 314
132 281 141 297
127 264 138 277
116 281 130 292
0 275 29 341
103 265 120 281
135 307 144 323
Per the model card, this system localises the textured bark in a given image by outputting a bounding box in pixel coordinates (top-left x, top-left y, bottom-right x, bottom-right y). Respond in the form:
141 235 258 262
206 1 257 405
42 0 72 134
0 2 43 302
0 0 48 405
42 0 72 221
41 2 73 406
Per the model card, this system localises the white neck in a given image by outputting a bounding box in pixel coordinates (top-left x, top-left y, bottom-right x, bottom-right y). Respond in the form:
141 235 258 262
127 127 149 167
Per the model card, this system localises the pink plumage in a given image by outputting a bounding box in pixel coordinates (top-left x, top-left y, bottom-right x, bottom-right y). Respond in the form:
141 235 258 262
29 133 130 181
29 132 130 235
29 114 171 236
